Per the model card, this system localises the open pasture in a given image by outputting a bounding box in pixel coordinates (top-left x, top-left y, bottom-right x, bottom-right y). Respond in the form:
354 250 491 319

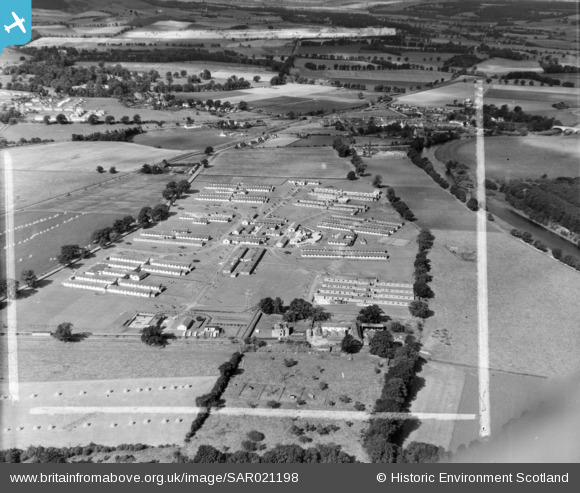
476 58 542 75
250 96 360 114
485 85 579 110
133 127 241 151
395 80 486 107
322 69 450 85
433 136 580 181
206 147 352 179
3 142 183 173
0 377 217 449
0 172 182 273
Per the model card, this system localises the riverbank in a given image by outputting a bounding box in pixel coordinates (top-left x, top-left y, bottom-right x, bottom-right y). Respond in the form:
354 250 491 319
422 143 580 258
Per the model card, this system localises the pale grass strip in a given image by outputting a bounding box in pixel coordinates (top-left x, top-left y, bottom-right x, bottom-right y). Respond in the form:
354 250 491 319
2 151 20 401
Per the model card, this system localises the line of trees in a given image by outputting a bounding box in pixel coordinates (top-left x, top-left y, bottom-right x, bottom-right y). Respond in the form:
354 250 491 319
90 215 135 248
386 187 415 221
191 443 355 463
162 179 191 202
407 148 450 190
259 297 331 325
510 228 580 271
71 127 143 142
364 334 448 462
185 352 244 442
410 229 435 319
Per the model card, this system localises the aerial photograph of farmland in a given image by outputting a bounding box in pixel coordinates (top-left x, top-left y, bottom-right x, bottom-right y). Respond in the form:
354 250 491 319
0 0 579 467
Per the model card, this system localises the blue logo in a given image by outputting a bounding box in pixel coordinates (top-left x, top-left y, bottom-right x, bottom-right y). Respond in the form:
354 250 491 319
0 1 32 54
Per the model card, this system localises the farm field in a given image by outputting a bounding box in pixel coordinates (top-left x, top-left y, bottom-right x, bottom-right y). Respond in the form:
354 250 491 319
206 147 352 178
0 336 235 448
3 142 183 174
132 127 243 151
476 58 543 75
1 122 136 141
0 171 183 273
250 96 360 114
485 85 579 111
321 69 451 85
395 80 486 107
433 136 580 181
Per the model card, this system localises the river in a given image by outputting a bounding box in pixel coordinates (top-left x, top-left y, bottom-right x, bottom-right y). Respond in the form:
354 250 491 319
422 145 580 259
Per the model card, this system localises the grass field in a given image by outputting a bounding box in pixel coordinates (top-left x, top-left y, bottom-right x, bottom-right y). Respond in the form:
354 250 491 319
396 80 486 107
485 85 579 110
223 347 385 412
363 152 580 378
205 147 352 178
476 59 543 75
3 142 184 173
133 127 242 151
250 96 359 114
0 172 182 273
433 136 580 181
0 338 232 448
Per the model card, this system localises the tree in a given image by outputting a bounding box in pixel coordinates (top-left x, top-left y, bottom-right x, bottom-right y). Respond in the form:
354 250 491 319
21 270 38 289
466 197 479 211
133 114 142 124
357 304 385 324
416 229 435 252
201 69 211 80
141 325 176 347
259 297 275 314
57 245 86 266
87 114 99 125
162 188 177 201
253 75 261 82
413 279 434 299
51 322 86 343
204 146 214 155
372 175 383 188
409 300 431 319
96 166 104 173
369 330 397 359
552 247 562 260
43 115 51 125
201 158 209 168
55 113 67 124
284 298 313 321
105 115 115 125
176 179 191 194
238 101 248 111
341 333 362 354
347 171 357 180
138 207 153 226
310 306 331 323
141 164 152 174
272 297 284 314
120 116 130 125
109 166 116 174
0 279 19 300
151 204 170 222
402 442 447 463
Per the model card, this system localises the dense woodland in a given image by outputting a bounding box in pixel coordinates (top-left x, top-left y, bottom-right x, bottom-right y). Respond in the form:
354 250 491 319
502 177 580 238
